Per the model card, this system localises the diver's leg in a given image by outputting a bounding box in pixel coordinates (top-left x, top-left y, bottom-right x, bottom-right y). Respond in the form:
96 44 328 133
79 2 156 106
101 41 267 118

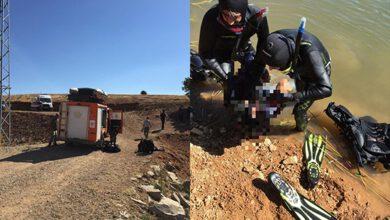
293 100 314 131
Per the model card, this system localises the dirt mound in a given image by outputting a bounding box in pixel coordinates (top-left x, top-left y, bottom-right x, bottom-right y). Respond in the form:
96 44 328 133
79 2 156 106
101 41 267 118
190 132 390 219
11 94 67 102
189 77 390 219
156 133 190 179
10 94 189 112
3 111 56 146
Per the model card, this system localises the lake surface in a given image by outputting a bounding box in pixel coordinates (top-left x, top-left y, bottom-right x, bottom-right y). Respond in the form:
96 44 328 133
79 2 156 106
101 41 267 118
191 0 390 121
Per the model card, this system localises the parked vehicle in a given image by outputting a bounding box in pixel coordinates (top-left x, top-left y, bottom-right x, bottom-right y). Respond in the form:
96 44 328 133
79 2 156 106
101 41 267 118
58 88 123 147
31 95 53 111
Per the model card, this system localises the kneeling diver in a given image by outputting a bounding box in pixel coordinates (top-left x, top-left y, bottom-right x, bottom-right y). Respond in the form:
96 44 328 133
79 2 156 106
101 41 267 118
261 29 333 131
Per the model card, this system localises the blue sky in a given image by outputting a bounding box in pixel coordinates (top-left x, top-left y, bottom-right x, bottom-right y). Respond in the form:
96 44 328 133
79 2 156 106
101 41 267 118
11 0 189 95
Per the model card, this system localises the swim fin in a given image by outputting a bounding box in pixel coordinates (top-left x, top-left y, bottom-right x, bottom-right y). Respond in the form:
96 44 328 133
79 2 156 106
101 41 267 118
304 132 326 187
268 172 336 220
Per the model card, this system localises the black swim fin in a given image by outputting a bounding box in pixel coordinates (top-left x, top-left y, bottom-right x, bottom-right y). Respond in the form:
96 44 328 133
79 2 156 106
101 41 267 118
304 132 326 187
269 172 336 220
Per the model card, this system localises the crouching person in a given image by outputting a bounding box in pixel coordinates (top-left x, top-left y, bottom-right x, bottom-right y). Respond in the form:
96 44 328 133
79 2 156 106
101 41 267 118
261 29 332 131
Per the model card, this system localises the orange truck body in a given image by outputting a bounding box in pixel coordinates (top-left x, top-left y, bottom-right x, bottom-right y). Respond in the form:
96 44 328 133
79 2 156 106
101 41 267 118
58 101 123 145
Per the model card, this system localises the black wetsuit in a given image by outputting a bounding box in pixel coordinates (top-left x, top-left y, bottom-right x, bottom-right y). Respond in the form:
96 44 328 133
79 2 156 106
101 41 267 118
273 29 332 130
199 4 269 79
275 29 332 100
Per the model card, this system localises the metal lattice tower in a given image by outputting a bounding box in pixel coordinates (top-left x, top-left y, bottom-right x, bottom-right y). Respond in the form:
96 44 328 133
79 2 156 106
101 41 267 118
0 0 10 145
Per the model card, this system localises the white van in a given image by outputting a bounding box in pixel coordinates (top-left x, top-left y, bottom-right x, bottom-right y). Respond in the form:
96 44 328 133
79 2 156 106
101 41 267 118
31 95 53 111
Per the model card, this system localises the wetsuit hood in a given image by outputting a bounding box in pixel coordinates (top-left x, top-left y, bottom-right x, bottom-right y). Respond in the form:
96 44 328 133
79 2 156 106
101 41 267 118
262 33 295 70
217 0 248 33
219 0 248 15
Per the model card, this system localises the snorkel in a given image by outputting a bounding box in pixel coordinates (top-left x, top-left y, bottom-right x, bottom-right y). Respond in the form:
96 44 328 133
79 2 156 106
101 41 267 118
288 17 307 79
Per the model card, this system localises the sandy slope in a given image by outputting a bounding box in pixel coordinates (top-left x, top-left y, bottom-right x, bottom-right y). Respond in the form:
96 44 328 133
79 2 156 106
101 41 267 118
190 133 390 219
189 89 390 219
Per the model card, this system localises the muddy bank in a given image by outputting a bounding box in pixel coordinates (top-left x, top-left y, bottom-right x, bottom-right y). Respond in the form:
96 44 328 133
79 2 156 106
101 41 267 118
189 84 389 219
190 133 390 219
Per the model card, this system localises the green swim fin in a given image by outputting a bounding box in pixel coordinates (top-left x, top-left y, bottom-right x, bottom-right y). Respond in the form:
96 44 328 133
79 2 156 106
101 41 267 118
269 172 336 220
304 132 326 187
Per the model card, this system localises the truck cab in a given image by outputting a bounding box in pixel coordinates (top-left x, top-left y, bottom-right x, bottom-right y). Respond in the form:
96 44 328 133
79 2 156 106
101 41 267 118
31 95 53 111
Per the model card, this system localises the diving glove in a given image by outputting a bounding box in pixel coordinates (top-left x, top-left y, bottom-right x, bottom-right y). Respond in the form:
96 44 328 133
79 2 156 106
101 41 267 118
204 58 227 81
284 92 303 102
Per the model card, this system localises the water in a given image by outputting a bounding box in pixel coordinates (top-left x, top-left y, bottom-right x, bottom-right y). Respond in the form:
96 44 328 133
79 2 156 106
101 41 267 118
191 0 390 122
191 0 390 205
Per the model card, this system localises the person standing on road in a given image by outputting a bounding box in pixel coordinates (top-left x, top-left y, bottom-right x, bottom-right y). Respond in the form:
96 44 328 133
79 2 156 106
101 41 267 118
109 124 119 146
187 106 193 124
48 113 59 147
160 110 167 130
142 117 152 139
178 105 184 122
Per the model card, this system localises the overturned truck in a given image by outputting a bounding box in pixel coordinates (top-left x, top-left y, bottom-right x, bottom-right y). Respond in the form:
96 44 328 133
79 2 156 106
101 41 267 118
58 88 123 147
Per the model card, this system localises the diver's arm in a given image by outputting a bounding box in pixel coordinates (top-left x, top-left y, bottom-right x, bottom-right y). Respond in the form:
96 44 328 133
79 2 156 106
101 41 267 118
238 10 270 81
199 11 226 79
199 11 216 60
250 16 270 81
254 15 269 67
299 50 332 100
240 7 269 53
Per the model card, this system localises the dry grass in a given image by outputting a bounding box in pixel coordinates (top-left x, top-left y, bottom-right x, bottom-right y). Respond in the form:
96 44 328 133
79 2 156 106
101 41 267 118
11 94 188 104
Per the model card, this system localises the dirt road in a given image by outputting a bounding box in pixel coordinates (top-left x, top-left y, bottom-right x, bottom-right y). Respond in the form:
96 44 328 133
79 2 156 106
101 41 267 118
0 109 189 219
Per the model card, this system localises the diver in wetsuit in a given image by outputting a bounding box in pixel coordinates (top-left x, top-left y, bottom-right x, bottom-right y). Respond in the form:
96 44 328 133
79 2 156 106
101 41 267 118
261 29 332 131
199 0 270 104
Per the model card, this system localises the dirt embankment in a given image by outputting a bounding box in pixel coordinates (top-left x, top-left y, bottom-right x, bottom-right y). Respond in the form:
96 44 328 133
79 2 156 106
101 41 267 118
10 94 188 112
189 85 390 220
190 117 390 220
3 111 56 146
0 96 190 219
3 94 189 146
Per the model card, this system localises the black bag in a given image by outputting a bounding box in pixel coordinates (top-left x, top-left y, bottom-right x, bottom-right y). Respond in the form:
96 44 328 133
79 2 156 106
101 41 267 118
326 102 390 168
68 88 108 104
138 139 155 154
